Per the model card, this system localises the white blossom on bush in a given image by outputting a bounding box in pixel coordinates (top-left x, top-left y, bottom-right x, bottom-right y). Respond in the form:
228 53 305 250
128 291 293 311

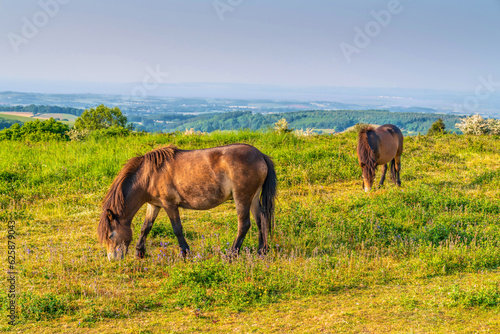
294 128 317 137
67 128 91 141
455 114 490 135
274 118 293 133
487 118 500 135
183 128 206 135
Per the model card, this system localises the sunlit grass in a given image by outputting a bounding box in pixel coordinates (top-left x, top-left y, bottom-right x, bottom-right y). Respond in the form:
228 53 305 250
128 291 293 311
1 131 499 331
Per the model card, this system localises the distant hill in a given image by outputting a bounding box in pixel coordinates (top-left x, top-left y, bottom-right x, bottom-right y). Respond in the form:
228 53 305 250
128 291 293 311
150 109 463 135
0 103 465 135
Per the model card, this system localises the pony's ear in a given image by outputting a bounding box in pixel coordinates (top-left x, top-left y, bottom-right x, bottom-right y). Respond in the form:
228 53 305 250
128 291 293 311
107 209 114 221
107 209 120 230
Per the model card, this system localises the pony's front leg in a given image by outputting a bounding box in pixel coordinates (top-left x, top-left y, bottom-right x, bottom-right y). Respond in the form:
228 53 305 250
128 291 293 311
378 164 388 187
165 205 190 256
135 204 161 259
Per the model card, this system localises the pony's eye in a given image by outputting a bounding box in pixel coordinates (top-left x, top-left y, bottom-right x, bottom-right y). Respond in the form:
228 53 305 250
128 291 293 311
108 231 116 240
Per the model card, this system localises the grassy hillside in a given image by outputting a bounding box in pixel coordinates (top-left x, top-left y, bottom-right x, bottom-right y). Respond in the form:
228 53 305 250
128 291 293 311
1 131 500 332
36 113 79 122
0 113 34 123
0 112 77 126
0 104 82 129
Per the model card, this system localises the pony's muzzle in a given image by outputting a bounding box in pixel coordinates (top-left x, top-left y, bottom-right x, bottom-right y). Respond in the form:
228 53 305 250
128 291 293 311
107 250 123 261
107 245 126 261
107 251 124 261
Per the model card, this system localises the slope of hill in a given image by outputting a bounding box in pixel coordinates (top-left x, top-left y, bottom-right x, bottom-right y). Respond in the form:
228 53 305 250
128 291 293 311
1 131 499 331
0 112 78 127
0 105 83 129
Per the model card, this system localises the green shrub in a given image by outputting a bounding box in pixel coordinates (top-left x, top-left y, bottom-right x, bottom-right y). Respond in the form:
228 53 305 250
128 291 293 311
74 104 130 131
427 118 447 135
0 118 69 141
88 126 131 139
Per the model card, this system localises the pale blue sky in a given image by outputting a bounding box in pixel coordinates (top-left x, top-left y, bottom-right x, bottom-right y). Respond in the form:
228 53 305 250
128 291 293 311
0 0 499 93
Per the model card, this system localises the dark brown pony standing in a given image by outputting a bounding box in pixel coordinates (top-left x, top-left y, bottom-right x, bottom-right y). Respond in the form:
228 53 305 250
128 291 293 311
98 144 277 261
357 124 404 192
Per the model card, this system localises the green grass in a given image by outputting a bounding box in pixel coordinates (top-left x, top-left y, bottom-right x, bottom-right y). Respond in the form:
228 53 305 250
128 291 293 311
37 113 78 123
1 131 500 332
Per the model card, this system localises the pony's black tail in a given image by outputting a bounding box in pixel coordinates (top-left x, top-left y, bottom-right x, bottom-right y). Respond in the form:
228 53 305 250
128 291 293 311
260 154 277 253
390 158 397 184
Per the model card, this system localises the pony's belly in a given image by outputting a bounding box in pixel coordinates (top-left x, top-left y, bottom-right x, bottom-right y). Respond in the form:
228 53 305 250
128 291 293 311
377 156 393 165
178 192 232 210
377 148 398 165
174 175 233 210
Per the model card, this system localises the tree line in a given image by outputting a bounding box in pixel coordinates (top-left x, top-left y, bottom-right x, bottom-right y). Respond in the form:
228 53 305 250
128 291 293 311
0 104 83 116
161 110 462 134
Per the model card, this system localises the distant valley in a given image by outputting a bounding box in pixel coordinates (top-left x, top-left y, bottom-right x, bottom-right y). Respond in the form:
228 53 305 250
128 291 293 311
1 88 497 134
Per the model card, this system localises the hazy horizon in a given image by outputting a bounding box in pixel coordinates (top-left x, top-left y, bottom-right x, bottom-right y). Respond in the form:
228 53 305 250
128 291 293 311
0 78 478 96
1 0 500 97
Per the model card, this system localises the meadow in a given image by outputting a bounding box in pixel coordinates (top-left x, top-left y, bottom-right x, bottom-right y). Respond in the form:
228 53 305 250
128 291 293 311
1 130 500 333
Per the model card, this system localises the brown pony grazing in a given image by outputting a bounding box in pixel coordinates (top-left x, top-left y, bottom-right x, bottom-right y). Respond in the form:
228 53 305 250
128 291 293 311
357 124 404 192
97 144 277 261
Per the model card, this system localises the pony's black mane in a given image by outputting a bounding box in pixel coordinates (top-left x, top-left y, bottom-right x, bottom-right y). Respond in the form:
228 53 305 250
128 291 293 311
97 146 178 243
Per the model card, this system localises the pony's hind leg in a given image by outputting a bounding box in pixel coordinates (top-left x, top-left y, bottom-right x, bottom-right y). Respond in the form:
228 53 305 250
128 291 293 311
395 155 402 186
230 195 253 256
135 203 161 259
165 205 190 256
379 164 388 187
390 157 402 186
250 192 266 254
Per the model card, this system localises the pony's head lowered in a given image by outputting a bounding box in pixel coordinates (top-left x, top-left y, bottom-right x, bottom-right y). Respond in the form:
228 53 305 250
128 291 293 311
99 208 133 261
97 146 178 260
97 156 142 260
357 126 378 192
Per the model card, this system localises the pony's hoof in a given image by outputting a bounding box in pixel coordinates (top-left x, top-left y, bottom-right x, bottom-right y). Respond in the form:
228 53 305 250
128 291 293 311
180 248 190 258
222 249 238 262
228 248 240 257
136 250 145 259
258 246 269 256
